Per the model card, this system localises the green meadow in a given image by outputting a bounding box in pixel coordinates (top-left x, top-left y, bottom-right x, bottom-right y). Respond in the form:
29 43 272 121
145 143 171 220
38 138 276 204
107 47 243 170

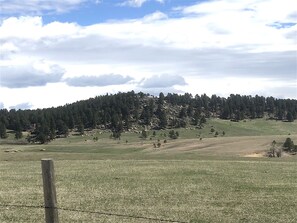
1 119 297 222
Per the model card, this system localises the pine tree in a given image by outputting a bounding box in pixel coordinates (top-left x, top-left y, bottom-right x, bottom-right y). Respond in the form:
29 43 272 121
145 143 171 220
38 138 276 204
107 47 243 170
286 112 294 122
159 110 167 129
141 130 148 139
0 122 7 139
283 138 294 151
35 123 50 144
15 130 23 139
56 120 69 137
14 122 22 139
220 104 230 119
158 92 165 105
78 123 85 135
193 109 201 125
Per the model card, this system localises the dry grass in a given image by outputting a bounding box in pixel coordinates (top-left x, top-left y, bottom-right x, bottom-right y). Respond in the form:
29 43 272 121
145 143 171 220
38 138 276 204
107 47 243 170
1 160 297 222
1 119 297 222
1 134 297 161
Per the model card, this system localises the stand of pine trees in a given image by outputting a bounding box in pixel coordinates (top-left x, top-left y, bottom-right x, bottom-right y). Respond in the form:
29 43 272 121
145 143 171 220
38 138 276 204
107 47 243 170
0 91 296 143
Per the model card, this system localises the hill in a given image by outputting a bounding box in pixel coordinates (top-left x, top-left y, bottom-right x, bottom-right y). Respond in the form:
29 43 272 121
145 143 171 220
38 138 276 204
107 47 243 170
0 91 296 144
1 117 297 162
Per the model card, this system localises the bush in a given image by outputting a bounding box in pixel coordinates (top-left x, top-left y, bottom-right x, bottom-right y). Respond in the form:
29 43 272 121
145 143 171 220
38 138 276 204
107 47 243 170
141 130 147 139
283 138 295 151
169 130 179 139
276 149 282 157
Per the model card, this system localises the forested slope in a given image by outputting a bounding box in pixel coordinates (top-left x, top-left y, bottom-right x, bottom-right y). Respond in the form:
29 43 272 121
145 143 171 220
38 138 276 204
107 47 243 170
0 91 296 143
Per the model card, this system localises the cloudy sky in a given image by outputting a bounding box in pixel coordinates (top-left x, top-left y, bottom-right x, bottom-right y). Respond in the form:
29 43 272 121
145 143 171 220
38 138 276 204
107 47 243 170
0 0 296 109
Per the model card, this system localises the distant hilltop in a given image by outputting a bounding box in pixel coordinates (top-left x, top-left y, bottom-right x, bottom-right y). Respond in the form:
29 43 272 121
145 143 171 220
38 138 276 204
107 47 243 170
0 91 296 143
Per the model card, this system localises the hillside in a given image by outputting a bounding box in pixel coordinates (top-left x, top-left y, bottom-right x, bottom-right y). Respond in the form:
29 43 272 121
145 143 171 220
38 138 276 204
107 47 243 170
0 91 297 144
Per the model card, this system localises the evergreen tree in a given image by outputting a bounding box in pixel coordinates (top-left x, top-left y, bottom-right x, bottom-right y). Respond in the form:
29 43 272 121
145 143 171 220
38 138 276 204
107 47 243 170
169 130 179 139
0 122 7 139
187 103 194 117
15 130 23 139
14 122 23 139
193 109 201 125
77 123 85 135
0 91 296 139
141 106 152 125
200 116 206 126
35 123 50 144
141 130 148 139
112 130 121 140
153 131 156 137
286 112 294 122
220 104 230 119
158 109 167 129
56 120 69 137
179 107 187 118
158 92 165 105
283 138 294 151
49 117 56 140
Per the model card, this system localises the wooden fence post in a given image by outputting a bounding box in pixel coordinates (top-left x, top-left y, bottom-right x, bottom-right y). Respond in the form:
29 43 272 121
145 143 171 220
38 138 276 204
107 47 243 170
41 159 59 223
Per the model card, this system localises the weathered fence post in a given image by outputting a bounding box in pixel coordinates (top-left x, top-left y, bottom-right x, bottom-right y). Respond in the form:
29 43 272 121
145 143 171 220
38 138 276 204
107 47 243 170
41 159 59 223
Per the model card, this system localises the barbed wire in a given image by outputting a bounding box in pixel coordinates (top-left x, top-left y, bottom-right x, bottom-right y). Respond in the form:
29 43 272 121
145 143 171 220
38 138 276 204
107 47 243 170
0 204 188 223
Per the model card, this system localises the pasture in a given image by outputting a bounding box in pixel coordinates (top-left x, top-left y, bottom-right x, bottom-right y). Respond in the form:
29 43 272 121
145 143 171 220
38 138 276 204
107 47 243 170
1 119 297 222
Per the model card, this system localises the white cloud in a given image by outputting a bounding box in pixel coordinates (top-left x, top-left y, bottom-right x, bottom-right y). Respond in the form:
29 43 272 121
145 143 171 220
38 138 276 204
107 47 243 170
120 0 147 7
0 0 296 109
0 16 79 40
176 0 297 51
119 0 164 7
0 42 19 59
143 11 168 22
9 102 33 110
181 0 297 24
176 76 297 100
139 74 187 88
0 61 64 88
0 82 138 109
65 74 133 87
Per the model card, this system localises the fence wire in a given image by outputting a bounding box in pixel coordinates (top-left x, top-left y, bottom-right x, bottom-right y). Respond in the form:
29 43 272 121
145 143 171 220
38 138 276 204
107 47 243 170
0 204 188 223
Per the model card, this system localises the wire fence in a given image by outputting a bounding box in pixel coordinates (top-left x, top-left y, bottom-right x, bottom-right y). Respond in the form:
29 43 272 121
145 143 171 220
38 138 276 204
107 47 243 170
0 203 188 223
1 159 190 222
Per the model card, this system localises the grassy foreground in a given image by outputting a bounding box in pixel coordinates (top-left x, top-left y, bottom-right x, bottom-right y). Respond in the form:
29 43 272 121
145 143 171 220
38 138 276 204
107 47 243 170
1 160 297 223
1 119 297 222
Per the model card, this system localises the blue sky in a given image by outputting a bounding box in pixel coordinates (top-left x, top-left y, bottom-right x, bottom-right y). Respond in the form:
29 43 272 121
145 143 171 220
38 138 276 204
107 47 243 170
1 0 203 24
42 0 203 25
0 0 296 109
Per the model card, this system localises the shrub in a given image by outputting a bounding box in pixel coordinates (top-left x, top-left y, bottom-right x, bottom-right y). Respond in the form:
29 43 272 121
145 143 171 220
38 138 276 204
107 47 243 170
276 149 282 157
283 138 294 151
141 130 148 139
168 130 179 139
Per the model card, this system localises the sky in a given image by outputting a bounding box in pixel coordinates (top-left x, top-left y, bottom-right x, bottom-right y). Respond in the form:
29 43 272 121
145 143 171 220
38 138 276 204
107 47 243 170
0 0 296 110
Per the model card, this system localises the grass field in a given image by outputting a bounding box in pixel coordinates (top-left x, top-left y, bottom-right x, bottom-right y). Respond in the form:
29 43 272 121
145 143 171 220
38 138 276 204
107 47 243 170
1 119 297 222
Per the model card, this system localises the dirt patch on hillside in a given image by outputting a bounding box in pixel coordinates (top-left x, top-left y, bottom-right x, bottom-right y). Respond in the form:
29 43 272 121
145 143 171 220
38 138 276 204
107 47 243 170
243 152 265 158
150 135 295 157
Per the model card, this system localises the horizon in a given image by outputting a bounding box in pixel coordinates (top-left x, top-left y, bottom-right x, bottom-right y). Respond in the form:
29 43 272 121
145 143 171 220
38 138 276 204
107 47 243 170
2 91 297 112
0 0 296 110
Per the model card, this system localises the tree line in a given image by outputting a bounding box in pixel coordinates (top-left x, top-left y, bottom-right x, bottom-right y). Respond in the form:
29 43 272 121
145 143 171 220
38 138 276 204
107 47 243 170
0 91 296 143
